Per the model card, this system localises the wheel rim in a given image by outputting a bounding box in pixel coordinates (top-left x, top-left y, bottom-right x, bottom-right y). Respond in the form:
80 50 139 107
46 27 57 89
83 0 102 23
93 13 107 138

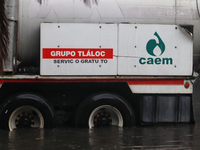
88 105 123 128
9 106 44 131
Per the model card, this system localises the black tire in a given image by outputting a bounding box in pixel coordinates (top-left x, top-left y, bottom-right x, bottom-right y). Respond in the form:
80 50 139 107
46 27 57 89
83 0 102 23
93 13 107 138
0 93 56 131
75 93 135 128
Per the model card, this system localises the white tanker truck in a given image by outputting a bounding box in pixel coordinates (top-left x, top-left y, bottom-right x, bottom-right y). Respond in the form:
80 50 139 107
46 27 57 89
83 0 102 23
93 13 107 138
0 0 200 131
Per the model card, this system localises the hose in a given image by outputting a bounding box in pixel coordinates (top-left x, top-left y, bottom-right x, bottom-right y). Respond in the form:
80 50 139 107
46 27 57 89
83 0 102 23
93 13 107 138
196 0 200 18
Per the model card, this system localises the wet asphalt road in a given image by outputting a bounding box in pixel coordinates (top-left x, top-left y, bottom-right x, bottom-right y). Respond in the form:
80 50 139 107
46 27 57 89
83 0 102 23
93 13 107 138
0 124 199 150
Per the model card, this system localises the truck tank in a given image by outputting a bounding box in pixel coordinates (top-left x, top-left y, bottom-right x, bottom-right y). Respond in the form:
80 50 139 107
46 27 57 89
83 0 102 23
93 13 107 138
5 0 200 73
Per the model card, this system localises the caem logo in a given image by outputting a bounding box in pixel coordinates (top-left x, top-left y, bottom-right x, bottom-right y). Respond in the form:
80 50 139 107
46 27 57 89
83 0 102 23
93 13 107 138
139 32 173 65
146 32 165 57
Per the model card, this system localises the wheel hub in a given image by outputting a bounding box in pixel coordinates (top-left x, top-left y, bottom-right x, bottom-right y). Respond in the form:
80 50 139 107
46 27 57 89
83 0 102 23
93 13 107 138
15 112 35 128
93 112 112 127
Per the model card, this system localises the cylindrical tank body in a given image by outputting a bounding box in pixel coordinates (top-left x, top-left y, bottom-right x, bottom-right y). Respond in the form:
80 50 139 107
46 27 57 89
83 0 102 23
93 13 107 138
18 0 200 71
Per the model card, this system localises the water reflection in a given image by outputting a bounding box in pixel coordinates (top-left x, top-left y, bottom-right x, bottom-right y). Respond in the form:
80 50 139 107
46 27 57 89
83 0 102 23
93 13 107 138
8 129 44 150
0 124 199 149
88 127 124 149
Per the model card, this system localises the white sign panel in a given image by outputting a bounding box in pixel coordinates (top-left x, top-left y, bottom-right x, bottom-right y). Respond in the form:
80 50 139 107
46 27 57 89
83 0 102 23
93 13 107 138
118 24 193 76
41 23 193 76
40 23 118 75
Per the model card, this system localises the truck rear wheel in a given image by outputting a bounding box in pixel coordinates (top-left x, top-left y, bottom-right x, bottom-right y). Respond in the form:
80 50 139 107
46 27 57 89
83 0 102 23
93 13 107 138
9 106 44 131
75 93 135 128
0 93 56 131
88 105 123 128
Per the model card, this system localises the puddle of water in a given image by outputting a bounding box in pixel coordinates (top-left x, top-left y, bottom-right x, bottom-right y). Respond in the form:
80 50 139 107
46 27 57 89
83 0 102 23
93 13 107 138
0 124 199 149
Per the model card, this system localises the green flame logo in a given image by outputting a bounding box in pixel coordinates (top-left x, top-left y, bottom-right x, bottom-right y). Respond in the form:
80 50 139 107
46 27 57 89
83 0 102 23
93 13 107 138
146 32 165 57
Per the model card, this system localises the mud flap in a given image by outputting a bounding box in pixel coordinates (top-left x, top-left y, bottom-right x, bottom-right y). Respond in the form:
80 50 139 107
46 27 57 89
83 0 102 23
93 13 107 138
192 75 200 123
